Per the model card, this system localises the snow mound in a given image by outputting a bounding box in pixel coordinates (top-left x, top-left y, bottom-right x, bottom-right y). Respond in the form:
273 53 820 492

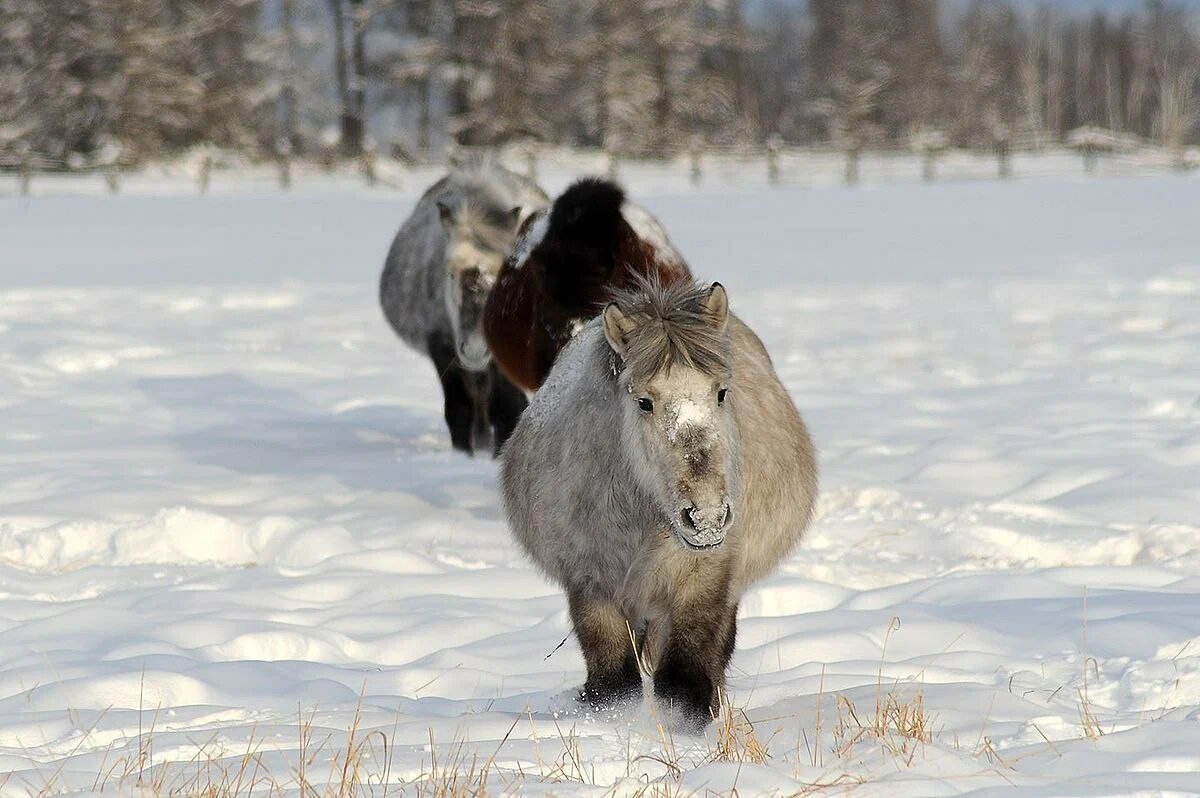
0 508 290 571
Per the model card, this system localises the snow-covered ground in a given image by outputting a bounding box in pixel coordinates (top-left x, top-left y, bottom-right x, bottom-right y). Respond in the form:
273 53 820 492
2 171 1199 795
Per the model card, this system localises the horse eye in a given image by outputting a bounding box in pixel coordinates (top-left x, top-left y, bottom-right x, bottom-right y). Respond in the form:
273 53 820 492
717 388 728 405
637 397 654 413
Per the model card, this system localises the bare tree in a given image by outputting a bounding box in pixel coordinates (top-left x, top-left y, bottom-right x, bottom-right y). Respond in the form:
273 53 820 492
327 0 368 154
1134 2 1200 156
4 0 1199 164
809 0 896 147
951 1 1022 146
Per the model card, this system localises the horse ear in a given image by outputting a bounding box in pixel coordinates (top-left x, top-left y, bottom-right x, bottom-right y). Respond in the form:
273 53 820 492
436 199 454 227
603 302 635 357
702 282 729 331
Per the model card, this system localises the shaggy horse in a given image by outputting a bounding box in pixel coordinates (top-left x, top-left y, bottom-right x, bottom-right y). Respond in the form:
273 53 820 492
501 279 818 730
482 178 691 393
380 162 547 455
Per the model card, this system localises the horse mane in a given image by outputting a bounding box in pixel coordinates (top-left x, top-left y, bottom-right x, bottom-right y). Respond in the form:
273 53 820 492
608 276 730 385
538 178 628 314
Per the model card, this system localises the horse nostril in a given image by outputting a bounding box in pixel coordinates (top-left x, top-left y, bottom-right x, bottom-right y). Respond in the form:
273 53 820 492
681 507 697 530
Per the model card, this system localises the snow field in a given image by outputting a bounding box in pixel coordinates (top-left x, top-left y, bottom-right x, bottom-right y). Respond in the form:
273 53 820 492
1 172 1199 794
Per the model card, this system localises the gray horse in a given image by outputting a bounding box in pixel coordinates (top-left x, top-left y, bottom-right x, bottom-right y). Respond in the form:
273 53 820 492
501 278 818 730
380 161 547 455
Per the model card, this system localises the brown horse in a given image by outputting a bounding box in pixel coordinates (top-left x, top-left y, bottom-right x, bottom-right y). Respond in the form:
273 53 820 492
482 178 692 393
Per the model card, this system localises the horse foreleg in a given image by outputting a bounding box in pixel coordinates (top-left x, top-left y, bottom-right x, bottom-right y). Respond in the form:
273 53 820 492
466 370 494 455
653 578 736 731
428 333 475 453
488 364 528 457
567 592 643 710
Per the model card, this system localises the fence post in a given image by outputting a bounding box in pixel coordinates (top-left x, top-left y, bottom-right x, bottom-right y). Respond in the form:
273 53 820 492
606 148 620 179
276 139 293 190
104 161 120 194
1082 143 1097 175
844 143 860 186
911 129 947 183
766 135 781 186
18 145 32 197
198 151 213 195
995 135 1011 179
361 140 377 187
688 135 703 185
1171 146 1189 173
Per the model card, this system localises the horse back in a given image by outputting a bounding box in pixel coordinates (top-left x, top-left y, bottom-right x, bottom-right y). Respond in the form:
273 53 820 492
726 317 818 593
483 189 693 392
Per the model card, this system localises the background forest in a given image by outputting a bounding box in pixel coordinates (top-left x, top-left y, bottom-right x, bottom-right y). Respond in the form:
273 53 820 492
2 0 1199 166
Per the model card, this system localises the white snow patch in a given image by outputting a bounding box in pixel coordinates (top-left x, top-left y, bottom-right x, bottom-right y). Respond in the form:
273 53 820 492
665 399 713 443
219 291 299 310
0 508 290 571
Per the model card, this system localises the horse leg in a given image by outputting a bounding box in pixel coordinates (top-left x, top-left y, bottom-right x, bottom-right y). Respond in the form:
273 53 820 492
428 332 475 453
653 577 735 731
488 364 528 457
720 604 738 673
568 591 643 710
466 369 494 454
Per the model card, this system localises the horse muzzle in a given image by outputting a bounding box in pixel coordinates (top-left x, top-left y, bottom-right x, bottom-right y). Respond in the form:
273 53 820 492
674 501 734 550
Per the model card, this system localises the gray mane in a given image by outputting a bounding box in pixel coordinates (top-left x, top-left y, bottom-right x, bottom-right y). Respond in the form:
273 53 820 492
608 277 731 385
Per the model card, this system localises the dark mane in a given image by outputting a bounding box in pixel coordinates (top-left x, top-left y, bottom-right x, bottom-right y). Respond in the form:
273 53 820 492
482 179 693 393
608 276 730 384
539 178 627 314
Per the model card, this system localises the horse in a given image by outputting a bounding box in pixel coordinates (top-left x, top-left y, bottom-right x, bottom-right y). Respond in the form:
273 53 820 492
500 278 818 731
380 161 547 456
482 178 692 393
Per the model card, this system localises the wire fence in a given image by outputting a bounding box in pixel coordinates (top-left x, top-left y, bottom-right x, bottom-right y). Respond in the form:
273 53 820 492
2 139 1197 197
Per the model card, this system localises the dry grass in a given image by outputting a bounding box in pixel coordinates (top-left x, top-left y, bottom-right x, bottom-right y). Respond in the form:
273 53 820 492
822 617 934 767
22 646 944 798
708 695 770 767
831 688 932 766
24 691 935 798
26 693 393 798
1076 587 1107 741
413 729 494 798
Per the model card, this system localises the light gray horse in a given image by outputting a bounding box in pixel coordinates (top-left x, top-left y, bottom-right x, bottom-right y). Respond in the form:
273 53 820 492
380 160 547 455
501 278 818 730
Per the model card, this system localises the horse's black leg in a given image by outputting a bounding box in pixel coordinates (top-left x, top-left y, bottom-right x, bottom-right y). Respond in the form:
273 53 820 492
653 573 735 731
568 591 643 710
720 605 738 672
488 364 528 457
428 332 474 453
467 368 494 455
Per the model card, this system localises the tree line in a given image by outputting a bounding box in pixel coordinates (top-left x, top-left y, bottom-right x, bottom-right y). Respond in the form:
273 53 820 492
1 0 1197 166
